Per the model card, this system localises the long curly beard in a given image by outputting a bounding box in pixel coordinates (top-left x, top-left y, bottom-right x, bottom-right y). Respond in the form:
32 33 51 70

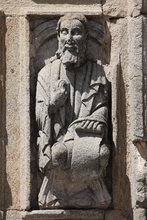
61 50 79 65
56 42 86 68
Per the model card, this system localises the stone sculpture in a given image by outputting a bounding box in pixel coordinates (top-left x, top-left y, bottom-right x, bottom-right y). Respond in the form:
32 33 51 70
36 13 111 209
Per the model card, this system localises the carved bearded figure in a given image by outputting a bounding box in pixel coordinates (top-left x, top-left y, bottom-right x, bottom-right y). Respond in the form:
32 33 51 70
36 14 111 209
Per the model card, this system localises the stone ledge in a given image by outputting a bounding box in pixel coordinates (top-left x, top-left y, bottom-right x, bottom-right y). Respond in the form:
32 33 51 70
5 209 126 220
19 5 102 16
22 209 104 220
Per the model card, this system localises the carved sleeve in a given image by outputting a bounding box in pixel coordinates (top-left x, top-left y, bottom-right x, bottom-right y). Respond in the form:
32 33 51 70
75 83 109 136
36 65 52 171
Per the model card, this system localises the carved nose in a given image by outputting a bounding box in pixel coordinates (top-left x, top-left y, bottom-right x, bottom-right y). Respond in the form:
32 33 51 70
67 38 74 45
67 33 73 43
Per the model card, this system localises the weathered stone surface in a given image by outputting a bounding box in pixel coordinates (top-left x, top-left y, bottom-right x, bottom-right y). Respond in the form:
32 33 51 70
105 210 126 220
106 18 132 216
5 17 21 210
19 16 32 211
19 5 102 17
6 211 23 220
143 16 147 140
128 15 147 209
4 210 133 220
128 16 144 143
22 210 104 220
103 0 147 18
128 0 142 17
5 210 130 220
1 0 146 18
0 1 102 15
130 0 147 15
102 0 128 17
0 10 5 212
128 0 147 16
133 208 146 220
36 14 111 209
135 144 147 208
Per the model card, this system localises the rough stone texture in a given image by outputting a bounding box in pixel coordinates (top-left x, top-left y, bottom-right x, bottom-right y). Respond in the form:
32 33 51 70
133 208 146 220
20 5 102 17
5 211 23 220
105 18 132 218
129 0 147 15
19 16 32 211
143 16 147 140
22 210 104 220
35 14 111 209
128 16 144 142
0 1 102 16
128 0 142 17
4 210 128 220
0 10 6 212
128 0 147 16
102 0 128 17
5 17 21 210
127 16 147 211
105 210 126 220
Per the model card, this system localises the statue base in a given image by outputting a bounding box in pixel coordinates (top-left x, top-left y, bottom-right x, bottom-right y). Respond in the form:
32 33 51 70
5 209 126 220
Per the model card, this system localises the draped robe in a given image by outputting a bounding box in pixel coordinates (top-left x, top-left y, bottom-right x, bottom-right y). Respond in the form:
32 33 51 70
36 58 111 208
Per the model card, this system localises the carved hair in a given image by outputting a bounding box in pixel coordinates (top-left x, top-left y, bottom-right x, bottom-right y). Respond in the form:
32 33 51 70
56 13 88 35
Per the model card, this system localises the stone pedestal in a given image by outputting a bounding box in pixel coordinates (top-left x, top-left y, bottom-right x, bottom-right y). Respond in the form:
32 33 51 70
5 210 126 220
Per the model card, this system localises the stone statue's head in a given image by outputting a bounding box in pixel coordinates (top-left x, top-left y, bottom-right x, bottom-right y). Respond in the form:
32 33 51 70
56 13 88 67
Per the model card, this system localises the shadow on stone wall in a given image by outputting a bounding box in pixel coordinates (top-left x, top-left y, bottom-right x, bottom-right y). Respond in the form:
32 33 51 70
0 13 12 211
112 60 132 219
32 0 100 5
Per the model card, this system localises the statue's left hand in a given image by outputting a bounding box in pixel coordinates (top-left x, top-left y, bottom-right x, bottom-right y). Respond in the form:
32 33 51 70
51 142 67 168
75 120 105 136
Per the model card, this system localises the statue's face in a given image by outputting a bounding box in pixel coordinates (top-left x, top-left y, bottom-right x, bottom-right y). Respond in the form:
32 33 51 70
59 19 86 51
58 19 86 66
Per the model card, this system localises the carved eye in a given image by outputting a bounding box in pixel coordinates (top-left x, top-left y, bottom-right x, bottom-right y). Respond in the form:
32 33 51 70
72 28 82 36
61 28 68 35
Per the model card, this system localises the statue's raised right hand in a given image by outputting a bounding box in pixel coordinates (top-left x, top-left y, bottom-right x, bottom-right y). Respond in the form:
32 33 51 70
49 79 69 113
